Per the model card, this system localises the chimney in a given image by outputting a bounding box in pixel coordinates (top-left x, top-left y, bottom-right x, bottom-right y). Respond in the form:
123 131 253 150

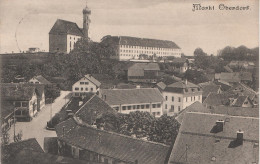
216 120 224 132
236 130 244 145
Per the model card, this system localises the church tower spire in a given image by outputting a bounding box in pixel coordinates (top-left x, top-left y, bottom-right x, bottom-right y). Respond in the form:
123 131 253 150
83 1 91 40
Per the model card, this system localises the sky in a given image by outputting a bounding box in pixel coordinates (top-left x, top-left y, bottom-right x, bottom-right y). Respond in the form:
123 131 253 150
0 0 259 55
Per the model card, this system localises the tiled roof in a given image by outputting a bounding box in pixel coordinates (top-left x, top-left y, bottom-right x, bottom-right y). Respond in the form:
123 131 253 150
56 118 170 164
239 72 252 81
31 75 51 84
4 138 44 162
12 149 89 164
100 88 164 106
1 83 36 101
168 112 259 164
215 72 241 83
176 102 259 124
75 95 117 124
232 96 248 107
157 82 167 90
84 74 101 87
49 19 83 36
223 65 233 73
162 81 202 96
198 82 221 98
203 92 236 106
167 81 198 89
120 36 180 49
128 63 160 77
228 83 257 100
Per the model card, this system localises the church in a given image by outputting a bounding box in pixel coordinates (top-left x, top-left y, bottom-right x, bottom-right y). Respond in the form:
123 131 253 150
49 4 91 53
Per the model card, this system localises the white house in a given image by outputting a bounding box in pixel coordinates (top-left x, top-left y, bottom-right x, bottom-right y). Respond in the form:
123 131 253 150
100 88 164 117
29 75 51 85
157 80 203 116
72 74 101 97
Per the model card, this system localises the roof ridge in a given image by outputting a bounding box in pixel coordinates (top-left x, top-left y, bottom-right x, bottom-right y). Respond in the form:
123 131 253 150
74 94 96 115
72 117 170 147
187 111 260 120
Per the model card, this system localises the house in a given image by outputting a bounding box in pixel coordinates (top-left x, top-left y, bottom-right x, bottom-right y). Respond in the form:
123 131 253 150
223 65 233 73
166 58 189 73
157 80 203 116
74 94 117 125
168 112 259 164
100 88 164 117
29 75 51 85
176 102 259 124
228 60 255 70
214 72 241 84
55 117 170 164
101 35 181 61
198 81 222 101
227 82 258 107
203 92 254 108
72 74 101 97
1 99 15 131
239 71 253 83
2 138 87 164
2 138 44 163
127 63 160 83
1 84 38 121
49 4 90 53
214 80 232 91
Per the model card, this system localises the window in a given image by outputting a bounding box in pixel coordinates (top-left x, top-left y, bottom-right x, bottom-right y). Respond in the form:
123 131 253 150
133 105 136 109
165 104 167 109
194 96 196 101
178 97 181 102
186 97 188 102
157 112 160 115
141 105 145 109
165 96 168 101
75 87 79 91
128 106 132 110
191 97 192 101
172 96 174 102
178 106 181 111
81 88 83 91
80 82 84 85
22 102 28 107
152 112 156 116
85 82 89 85
91 88 93 92
152 104 156 108
122 106 126 110
171 105 174 112
146 104 150 109
157 104 161 108
137 105 140 109
85 88 88 91
15 102 21 107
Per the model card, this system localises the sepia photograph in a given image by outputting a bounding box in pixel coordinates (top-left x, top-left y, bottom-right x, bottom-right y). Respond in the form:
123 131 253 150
0 0 259 163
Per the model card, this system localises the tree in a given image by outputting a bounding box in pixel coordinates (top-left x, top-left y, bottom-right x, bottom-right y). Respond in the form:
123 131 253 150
148 115 180 145
194 48 207 57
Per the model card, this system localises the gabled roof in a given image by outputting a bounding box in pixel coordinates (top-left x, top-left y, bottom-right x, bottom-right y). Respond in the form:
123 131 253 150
75 95 117 124
49 19 83 36
167 81 198 89
83 74 101 87
232 96 248 107
223 65 233 73
1 83 36 101
228 83 257 100
239 72 252 81
215 72 241 83
55 118 170 164
198 82 221 98
203 92 236 106
162 81 202 95
31 75 51 84
176 102 259 124
168 112 259 164
157 82 167 90
12 149 88 164
3 138 44 162
100 88 164 106
128 63 160 77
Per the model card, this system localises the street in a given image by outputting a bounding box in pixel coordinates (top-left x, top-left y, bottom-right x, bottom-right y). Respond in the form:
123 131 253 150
8 91 71 149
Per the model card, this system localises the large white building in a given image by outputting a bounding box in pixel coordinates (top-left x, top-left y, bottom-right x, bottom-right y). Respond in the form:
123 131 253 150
101 36 182 61
72 74 101 97
100 88 164 117
157 80 203 116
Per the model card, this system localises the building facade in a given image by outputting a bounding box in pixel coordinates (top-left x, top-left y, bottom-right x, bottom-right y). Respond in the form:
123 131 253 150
72 74 101 97
157 80 203 116
101 36 182 61
100 88 164 117
49 4 91 53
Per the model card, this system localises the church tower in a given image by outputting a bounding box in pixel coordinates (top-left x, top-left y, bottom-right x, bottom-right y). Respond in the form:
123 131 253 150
83 2 91 39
